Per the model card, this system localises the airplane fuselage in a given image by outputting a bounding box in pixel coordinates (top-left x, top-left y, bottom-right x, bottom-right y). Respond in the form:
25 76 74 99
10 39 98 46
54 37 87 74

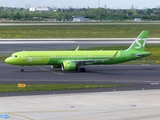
5 50 150 66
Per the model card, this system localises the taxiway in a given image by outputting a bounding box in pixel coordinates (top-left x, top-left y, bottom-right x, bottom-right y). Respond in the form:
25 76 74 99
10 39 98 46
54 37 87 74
0 63 160 96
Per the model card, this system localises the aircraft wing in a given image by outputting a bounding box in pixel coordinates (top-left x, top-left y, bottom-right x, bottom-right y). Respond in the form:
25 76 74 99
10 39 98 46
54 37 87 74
69 51 119 65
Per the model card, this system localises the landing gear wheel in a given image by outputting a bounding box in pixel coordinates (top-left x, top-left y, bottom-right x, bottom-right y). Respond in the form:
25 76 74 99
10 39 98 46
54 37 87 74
76 66 78 71
21 66 24 72
80 68 86 72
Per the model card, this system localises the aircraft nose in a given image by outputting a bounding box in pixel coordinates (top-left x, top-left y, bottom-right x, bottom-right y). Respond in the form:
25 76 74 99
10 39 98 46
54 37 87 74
5 57 10 64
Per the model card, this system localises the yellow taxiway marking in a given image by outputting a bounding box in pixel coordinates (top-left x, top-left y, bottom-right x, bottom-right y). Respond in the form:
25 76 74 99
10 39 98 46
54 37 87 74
41 68 63 75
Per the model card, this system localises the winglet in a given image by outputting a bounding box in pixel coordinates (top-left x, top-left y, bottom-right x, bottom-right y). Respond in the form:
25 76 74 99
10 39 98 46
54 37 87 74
75 46 80 51
110 51 119 60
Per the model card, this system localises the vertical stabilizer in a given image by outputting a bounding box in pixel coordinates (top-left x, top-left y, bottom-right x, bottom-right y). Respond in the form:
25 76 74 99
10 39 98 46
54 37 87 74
126 30 148 51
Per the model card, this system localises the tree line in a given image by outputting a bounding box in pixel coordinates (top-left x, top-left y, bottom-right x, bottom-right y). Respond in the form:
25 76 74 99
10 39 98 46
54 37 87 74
0 6 160 21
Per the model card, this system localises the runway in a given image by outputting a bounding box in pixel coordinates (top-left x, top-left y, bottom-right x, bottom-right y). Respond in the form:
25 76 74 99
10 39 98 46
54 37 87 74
0 41 129 56
0 43 110 54
1 62 160 96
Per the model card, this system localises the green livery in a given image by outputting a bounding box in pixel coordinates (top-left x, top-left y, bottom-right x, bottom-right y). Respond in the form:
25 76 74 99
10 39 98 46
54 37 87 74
5 30 151 72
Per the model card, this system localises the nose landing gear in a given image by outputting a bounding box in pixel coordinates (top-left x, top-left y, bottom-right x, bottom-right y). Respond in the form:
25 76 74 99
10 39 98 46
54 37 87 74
21 66 24 72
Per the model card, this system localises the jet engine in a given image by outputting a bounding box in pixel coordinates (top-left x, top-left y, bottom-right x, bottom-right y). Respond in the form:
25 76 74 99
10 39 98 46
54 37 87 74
61 61 77 71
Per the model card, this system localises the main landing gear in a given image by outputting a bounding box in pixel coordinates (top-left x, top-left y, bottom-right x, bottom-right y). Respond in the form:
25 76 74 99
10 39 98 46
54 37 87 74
80 67 86 72
77 64 86 72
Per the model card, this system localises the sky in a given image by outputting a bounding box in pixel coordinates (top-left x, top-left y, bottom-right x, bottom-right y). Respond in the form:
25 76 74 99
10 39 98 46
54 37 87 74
0 0 160 9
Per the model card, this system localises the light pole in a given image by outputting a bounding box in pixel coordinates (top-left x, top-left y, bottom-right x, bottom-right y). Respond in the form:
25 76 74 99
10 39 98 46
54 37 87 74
99 0 100 8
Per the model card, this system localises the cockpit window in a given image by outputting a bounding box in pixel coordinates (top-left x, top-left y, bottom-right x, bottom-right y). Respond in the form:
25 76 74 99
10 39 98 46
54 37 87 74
11 55 17 58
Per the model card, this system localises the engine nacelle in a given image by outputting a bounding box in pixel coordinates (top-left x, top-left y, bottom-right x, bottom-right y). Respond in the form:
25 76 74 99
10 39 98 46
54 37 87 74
61 61 77 71
51 65 61 68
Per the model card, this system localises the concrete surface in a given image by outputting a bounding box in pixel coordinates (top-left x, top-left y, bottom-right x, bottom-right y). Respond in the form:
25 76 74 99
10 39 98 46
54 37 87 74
0 90 160 120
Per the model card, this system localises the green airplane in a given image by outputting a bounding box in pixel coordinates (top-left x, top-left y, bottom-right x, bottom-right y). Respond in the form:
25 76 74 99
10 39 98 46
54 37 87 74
5 30 151 72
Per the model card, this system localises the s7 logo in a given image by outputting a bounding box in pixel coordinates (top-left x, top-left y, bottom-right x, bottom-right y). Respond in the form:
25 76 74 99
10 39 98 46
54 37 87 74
135 39 146 49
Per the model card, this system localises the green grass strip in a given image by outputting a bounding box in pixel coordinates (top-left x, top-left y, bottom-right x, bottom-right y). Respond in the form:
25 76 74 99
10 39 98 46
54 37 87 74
0 24 160 38
0 84 132 92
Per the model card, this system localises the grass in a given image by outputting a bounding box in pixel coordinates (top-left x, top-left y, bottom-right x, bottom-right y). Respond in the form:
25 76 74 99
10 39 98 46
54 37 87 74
0 84 132 92
0 24 160 38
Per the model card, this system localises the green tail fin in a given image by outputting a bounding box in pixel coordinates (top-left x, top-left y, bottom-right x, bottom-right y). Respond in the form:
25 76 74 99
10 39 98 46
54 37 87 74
126 30 149 51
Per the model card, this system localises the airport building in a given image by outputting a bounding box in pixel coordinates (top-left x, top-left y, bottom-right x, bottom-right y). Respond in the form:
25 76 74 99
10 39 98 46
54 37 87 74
29 7 51 12
134 18 141 22
72 16 89 22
